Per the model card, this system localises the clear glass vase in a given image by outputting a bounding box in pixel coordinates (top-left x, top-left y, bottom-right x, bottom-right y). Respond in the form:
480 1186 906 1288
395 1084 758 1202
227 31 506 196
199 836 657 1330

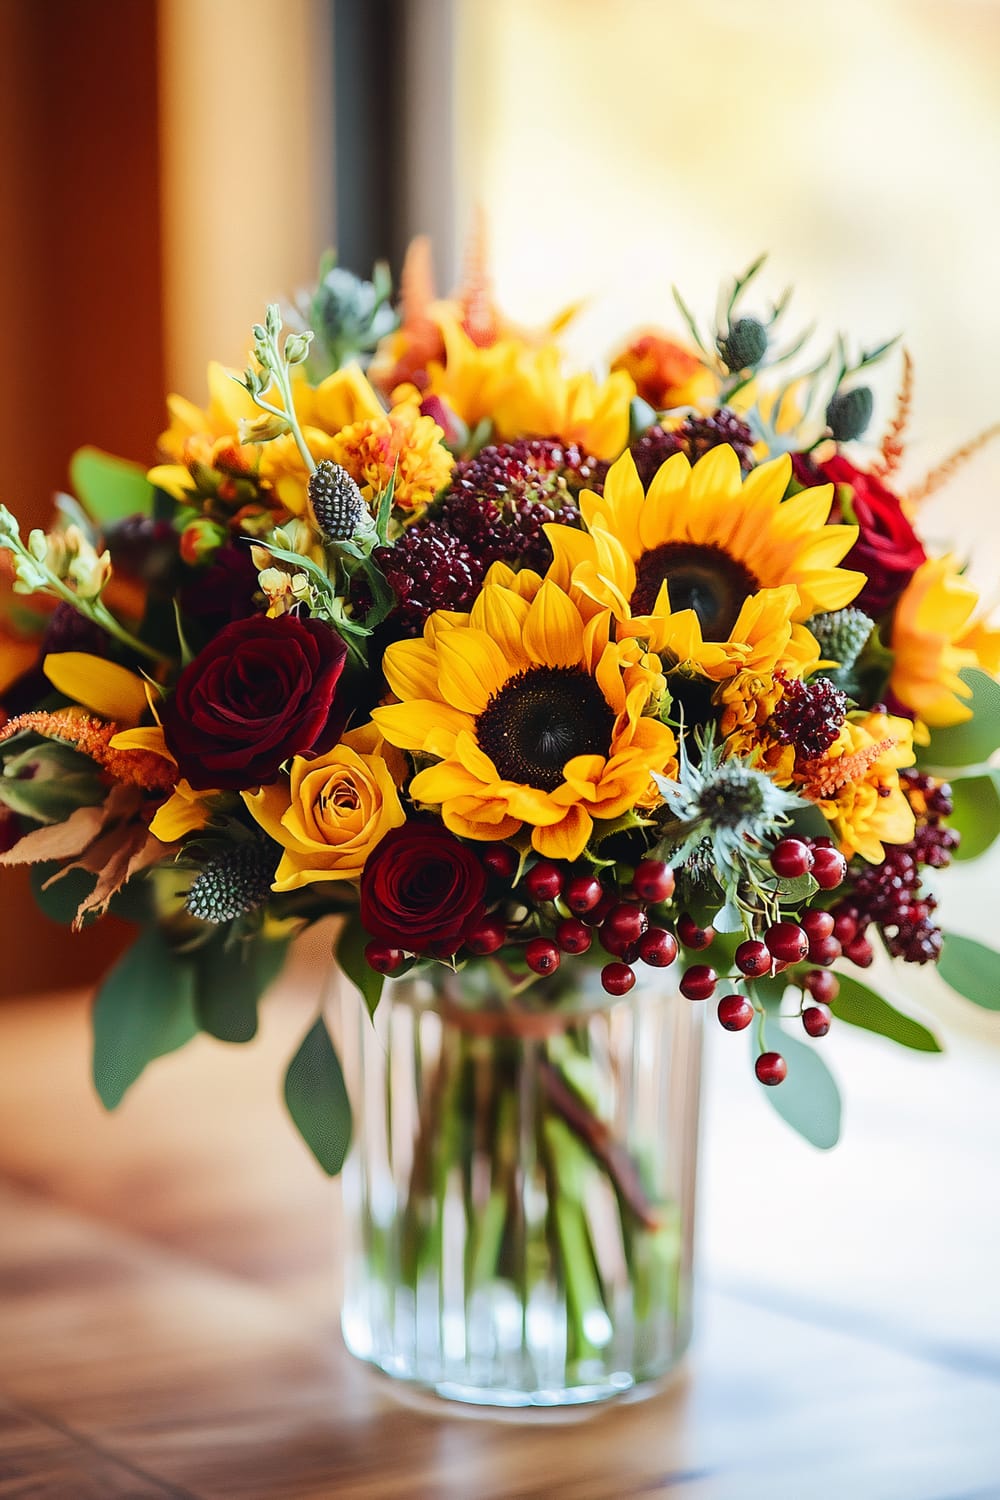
337 960 702 1408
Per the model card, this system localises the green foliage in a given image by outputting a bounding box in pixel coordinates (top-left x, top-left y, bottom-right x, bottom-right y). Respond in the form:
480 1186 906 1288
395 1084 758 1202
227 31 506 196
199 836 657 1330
831 973 942 1052
30 862 98 926
757 1028 842 1149
919 670 1000 772
0 741 103 824
938 933 1000 1011
284 1015 352 1175
192 932 290 1043
92 928 199 1108
947 771 1000 861
69 446 154 526
335 913 383 1019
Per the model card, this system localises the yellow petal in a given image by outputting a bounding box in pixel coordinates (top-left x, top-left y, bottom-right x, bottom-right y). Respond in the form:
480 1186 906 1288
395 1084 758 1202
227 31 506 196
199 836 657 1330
149 782 212 841
436 630 509 713
532 805 592 860
44 653 149 726
523 580 585 667
371 699 471 757
383 638 442 703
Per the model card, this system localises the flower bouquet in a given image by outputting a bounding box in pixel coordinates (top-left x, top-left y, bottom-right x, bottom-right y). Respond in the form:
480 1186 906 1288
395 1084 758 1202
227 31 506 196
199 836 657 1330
2 246 999 1405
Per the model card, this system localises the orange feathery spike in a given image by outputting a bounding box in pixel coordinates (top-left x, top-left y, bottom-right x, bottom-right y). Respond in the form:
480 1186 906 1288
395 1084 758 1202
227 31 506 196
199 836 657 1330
459 207 499 348
872 349 914 479
0 711 176 792
399 235 436 329
905 422 1000 504
797 738 895 800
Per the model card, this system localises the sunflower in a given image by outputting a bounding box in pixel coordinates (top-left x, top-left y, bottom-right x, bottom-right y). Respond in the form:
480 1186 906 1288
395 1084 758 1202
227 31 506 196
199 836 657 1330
545 445 864 682
371 570 677 860
492 346 635 462
889 554 1000 734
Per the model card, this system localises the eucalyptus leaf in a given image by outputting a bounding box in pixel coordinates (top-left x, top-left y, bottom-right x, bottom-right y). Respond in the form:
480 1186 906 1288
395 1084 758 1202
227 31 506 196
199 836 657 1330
938 933 1000 1011
335 914 384 1019
757 1028 842 1149
919 670 1000 772
284 1015 352 1175
831 972 942 1052
947 771 1000 862
70 446 154 526
193 934 280 1043
92 927 199 1108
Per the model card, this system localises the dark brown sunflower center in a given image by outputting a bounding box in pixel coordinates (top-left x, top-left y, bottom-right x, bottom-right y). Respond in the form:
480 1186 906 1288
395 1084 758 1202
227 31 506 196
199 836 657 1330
630 543 760 641
476 666 615 793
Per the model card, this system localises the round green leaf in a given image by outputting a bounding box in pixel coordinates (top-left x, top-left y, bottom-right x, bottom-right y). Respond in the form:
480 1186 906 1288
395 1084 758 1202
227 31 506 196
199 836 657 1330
948 771 1000 862
831 972 942 1052
938 932 1000 1010
92 928 199 1108
70 446 154 525
919 669 1000 772
284 1015 352 1175
756 1028 842 1150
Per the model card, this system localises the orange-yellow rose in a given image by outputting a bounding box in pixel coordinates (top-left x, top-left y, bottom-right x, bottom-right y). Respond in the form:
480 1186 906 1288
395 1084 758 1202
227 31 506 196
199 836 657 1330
242 724 405 889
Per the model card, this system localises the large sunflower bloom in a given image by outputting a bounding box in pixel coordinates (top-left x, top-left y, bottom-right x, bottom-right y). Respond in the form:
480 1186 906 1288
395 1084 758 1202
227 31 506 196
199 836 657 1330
889 554 1000 733
371 571 677 860
546 445 864 682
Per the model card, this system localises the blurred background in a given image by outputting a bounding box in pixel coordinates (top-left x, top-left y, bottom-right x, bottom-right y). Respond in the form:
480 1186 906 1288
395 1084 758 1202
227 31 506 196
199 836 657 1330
1 0 998 1375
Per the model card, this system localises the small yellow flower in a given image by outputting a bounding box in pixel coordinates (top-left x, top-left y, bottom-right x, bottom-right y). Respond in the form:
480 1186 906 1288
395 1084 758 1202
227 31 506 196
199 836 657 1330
493 345 635 461
330 401 454 517
716 668 796 782
372 571 677 861
890 554 1000 733
242 724 406 889
798 711 916 863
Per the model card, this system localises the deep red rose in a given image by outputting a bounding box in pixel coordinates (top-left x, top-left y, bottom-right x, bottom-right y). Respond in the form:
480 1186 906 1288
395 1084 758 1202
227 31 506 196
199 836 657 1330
794 453 926 617
360 824 488 954
163 614 348 791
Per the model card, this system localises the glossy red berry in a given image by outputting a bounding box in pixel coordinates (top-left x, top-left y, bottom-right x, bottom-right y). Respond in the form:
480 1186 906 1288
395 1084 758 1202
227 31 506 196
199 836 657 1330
524 861 564 903
765 921 809 964
802 1005 831 1038
525 937 560 975
601 962 636 996
364 941 405 975
679 965 717 1001
564 874 604 915
555 918 592 955
482 843 518 881
632 860 675 904
637 927 678 967
801 909 835 942
770 838 814 879
605 901 648 944
465 915 507 956
678 913 715 950
735 939 772 977
583 890 617 927
808 935 842 967
717 995 754 1031
755 1051 788 1086
832 911 858 945
805 968 839 1004
843 934 874 968
812 846 847 890
598 922 640 960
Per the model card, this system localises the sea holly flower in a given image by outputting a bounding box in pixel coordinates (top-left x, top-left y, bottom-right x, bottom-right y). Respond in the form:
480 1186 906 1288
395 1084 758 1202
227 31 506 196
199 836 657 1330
372 571 676 861
243 725 406 888
545 444 861 682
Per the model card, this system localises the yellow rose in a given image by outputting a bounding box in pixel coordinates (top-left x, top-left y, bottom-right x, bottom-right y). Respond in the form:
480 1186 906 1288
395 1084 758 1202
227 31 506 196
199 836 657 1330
242 725 406 890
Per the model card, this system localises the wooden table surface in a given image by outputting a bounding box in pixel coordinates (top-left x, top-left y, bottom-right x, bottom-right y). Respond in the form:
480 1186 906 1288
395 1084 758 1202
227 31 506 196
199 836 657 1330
1 928 999 1500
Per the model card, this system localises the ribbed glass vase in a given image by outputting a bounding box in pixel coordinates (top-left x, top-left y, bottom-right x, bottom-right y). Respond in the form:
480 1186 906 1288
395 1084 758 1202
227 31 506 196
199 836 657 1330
337 960 702 1408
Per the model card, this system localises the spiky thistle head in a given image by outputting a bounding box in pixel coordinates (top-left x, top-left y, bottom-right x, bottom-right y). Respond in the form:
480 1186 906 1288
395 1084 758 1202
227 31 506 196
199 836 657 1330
307 461 366 542
185 842 276 925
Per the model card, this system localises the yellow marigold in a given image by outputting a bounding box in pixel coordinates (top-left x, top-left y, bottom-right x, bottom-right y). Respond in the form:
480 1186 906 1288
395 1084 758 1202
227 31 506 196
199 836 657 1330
798 711 916 863
329 401 454 518
611 332 717 412
716 668 796 782
546 446 859 683
890 554 1000 734
492 346 635 461
372 569 676 861
242 724 406 890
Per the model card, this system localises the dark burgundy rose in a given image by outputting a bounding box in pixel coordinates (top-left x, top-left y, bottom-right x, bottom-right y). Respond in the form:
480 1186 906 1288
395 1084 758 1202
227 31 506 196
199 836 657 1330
179 544 260 636
360 824 487 954
163 614 348 791
793 452 926 617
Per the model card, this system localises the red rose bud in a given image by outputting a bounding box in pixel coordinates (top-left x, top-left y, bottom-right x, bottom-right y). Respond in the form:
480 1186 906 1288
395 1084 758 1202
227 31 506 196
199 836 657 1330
163 614 348 791
815 454 926 616
419 394 467 449
360 824 487 955
179 517 227 567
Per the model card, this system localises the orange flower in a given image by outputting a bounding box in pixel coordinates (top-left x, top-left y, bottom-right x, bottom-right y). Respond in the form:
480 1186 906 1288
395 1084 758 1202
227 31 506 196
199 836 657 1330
329 401 454 517
611 332 716 411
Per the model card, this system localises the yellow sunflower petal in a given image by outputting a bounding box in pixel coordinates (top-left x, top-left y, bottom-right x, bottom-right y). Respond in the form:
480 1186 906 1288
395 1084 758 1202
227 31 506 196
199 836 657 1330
371 700 471 757
532 805 592 860
436 630 511 713
44 653 149 726
383 638 443 704
523 580 585 667
470 585 531 667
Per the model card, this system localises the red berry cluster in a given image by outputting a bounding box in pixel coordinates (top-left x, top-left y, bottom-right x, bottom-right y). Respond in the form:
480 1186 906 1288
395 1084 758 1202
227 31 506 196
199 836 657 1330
770 674 847 761
371 439 593 635
830 773 956 966
629 410 757 488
